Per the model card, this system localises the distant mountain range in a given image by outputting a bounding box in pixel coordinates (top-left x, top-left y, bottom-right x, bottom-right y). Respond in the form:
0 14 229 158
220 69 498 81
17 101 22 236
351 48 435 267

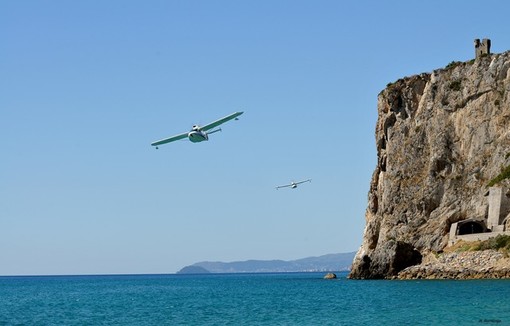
177 252 356 274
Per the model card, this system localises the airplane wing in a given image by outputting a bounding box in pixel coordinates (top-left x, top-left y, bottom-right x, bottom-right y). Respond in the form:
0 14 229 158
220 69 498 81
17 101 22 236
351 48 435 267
151 132 188 146
276 184 292 189
295 179 312 185
201 111 243 131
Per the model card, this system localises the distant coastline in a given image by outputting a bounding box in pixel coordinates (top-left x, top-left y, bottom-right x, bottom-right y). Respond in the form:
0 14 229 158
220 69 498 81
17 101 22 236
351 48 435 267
177 252 355 274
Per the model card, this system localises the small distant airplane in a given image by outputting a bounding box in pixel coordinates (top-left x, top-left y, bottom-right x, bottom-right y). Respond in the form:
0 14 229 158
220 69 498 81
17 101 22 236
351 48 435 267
151 111 243 148
276 179 312 190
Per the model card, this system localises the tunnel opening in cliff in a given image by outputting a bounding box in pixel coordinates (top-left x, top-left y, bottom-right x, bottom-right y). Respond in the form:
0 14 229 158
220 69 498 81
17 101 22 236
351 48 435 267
457 220 486 235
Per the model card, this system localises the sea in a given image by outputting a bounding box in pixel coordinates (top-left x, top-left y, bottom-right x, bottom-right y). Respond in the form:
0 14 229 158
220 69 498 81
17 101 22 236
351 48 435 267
0 272 509 325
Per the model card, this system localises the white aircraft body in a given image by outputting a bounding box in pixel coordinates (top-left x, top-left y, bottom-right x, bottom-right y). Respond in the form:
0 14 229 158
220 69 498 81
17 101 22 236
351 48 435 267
151 111 243 148
276 179 312 190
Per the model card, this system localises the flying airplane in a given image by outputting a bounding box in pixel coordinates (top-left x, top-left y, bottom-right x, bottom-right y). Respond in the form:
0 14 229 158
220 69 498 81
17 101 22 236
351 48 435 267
276 179 312 190
151 111 243 148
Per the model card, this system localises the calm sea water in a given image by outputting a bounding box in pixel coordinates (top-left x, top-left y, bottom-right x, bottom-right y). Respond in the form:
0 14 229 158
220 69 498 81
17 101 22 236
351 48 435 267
0 272 509 325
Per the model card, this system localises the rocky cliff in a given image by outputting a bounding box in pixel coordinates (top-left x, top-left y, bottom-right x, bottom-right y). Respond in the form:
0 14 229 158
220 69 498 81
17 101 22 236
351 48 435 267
349 52 510 279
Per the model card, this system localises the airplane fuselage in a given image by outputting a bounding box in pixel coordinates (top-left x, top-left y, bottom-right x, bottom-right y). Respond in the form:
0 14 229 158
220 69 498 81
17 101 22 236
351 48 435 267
188 130 208 143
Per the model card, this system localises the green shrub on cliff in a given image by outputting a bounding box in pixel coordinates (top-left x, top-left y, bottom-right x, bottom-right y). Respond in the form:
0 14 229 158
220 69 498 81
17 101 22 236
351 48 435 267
450 235 510 253
487 164 510 187
445 61 462 70
449 80 462 91
472 235 510 252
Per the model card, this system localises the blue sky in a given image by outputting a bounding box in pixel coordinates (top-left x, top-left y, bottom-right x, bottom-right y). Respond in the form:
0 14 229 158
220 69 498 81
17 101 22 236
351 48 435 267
2 0 510 275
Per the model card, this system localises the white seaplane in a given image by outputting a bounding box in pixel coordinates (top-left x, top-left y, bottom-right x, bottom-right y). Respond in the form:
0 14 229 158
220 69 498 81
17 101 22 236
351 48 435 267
276 179 312 190
151 111 243 148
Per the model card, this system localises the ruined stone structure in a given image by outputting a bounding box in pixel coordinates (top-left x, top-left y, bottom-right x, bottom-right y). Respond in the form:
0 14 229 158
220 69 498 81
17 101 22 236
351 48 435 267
475 38 491 58
449 187 510 245
488 186 510 230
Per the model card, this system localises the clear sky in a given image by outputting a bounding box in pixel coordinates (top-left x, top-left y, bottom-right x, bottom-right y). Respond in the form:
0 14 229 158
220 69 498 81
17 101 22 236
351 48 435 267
2 0 510 275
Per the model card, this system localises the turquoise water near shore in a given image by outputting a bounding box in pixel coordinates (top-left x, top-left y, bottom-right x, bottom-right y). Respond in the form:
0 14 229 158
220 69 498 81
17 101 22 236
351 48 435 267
1 272 509 325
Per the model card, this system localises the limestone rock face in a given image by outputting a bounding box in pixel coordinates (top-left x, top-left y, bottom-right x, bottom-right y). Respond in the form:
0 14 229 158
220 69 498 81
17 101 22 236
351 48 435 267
349 53 510 279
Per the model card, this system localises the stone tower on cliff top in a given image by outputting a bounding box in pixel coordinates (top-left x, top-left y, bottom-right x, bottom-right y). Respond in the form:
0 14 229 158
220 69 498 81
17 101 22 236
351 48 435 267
474 38 491 58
